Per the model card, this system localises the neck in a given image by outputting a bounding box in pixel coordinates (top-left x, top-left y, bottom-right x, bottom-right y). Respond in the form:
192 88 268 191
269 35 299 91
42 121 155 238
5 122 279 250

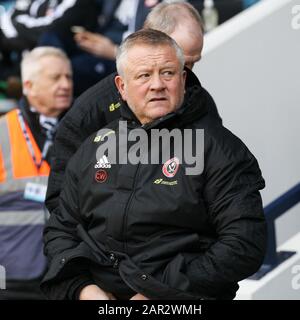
26 96 62 118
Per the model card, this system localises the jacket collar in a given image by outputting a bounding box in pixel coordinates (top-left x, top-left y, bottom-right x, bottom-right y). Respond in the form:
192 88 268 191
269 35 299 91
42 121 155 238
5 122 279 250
18 96 42 137
17 97 66 161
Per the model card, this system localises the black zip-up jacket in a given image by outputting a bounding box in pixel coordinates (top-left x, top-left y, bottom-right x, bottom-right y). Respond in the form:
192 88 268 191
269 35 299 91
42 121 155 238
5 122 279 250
41 75 266 300
45 69 221 216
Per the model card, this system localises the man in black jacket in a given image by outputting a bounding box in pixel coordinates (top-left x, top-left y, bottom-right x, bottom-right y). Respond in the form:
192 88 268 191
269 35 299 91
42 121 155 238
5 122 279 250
41 29 266 300
45 1 221 216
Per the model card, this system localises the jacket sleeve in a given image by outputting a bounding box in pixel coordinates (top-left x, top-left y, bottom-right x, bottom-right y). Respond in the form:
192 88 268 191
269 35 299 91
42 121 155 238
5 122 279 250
12 0 97 41
45 72 120 214
41 146 94 300
185 127 267 298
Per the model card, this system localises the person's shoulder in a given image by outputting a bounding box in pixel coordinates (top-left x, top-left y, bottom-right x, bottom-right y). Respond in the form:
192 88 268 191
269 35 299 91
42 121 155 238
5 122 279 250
0 107 18 126
59 72 119 129
0 108 11 120
74 72 118 108
210 124 247 152
194 115 254 162
69 118 120 159
0 112 8 128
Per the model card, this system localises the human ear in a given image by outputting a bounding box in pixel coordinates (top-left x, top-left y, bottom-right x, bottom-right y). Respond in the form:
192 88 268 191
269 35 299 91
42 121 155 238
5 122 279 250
182 70 187 85
114 75 127 101
22 80 33 96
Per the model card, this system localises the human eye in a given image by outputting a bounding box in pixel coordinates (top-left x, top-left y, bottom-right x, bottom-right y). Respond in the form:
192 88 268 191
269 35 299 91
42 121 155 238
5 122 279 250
137 73 150 79
162 70 174 77
50 74 60 81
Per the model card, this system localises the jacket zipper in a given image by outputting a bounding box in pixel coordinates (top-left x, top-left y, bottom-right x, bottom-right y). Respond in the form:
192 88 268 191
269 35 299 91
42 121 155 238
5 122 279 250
121 163 141 254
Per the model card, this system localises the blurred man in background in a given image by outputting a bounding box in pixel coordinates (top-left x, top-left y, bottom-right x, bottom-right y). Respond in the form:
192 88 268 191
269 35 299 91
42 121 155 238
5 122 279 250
0 46 72 299
75 0 204 69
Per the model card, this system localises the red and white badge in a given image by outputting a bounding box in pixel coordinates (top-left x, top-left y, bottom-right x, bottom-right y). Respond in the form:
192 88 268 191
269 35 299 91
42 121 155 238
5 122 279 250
95 170 108 183
162 157 180 178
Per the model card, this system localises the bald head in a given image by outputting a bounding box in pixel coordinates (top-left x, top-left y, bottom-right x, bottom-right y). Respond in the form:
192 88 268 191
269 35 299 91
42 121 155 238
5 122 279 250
144 1 204 69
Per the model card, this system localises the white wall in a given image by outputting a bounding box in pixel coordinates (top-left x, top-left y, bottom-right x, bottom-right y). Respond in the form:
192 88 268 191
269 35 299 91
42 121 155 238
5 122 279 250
194 0 300 245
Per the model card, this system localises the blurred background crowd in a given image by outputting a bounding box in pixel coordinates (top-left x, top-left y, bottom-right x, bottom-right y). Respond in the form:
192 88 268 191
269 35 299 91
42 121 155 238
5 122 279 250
0 0 259 106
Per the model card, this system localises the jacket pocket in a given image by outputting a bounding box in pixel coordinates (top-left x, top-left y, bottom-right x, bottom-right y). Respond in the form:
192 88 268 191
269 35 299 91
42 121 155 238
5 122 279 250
119 255 203 300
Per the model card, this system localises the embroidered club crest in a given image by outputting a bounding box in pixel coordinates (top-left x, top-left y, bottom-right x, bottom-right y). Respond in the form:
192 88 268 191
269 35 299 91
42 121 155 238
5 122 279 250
162 157 179 178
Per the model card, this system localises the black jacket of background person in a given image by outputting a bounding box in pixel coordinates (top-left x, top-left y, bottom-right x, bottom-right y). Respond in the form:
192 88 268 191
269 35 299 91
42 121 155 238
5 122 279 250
41 71 266 300
45 68 221 215
1 0 97 49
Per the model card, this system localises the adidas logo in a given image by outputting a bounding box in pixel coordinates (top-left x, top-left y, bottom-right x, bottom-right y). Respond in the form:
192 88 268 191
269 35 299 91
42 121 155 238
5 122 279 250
95 155 111 169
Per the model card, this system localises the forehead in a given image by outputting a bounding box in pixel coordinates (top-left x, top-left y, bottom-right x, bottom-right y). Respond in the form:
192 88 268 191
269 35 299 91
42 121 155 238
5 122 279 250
38 56 71 74
125 44 180 69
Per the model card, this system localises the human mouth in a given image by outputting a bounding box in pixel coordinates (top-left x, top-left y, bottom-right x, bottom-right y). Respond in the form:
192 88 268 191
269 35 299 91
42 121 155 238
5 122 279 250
57 94 71 99
149 97 167 102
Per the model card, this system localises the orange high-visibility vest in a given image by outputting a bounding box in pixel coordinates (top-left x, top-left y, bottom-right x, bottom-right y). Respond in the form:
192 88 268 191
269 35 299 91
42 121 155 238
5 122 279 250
0 108 50 280
0 108 50 184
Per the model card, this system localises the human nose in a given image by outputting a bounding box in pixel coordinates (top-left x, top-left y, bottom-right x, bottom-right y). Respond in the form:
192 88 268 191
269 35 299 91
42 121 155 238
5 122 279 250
150 74 166 91
60 75 72 90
